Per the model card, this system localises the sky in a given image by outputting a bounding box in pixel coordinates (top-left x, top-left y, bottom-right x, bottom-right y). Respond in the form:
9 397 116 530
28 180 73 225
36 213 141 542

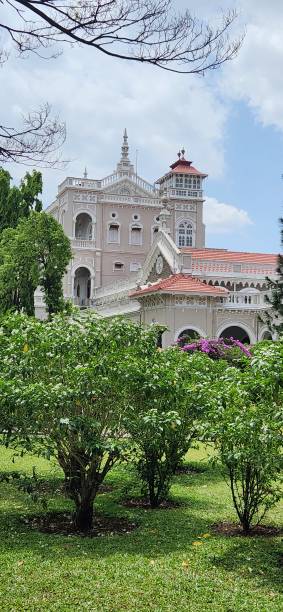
1 0 283 253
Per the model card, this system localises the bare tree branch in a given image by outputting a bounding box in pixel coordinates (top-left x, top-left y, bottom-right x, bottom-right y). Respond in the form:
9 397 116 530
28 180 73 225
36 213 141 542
0 1 243 165
0 104 67 166
1 1 243 74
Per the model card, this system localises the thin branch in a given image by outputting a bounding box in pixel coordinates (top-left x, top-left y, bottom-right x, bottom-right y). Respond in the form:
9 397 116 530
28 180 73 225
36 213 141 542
0 103 67 167
0 1 243 74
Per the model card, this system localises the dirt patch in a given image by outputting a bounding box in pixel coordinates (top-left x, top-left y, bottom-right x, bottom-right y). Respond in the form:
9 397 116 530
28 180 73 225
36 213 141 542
121 497 182 510
20 511 137 537
175 464 207 475
212 521 283 538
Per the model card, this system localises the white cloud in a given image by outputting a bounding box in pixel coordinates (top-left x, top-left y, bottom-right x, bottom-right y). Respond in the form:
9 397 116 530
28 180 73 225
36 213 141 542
204 196 253 235
221 0 283 132
0 33 228 206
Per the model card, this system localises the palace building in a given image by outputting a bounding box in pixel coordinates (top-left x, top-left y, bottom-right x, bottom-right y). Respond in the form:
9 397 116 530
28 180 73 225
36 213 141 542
44 130 277 345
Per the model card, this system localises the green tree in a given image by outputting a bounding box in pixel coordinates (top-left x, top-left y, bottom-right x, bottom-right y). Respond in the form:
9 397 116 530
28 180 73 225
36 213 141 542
264 218 283 336
205 342 283 533
0 212 71 316
0 313 159 531
28 212 72 317
0 168 42 233
124 347 221 508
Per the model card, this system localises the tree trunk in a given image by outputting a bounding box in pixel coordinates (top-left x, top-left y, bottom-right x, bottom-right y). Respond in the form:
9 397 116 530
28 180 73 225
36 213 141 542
73 498 94 532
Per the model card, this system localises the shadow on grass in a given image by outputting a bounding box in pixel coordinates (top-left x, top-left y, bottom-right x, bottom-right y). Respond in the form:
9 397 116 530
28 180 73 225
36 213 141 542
0 466 282 596
210 538 283 593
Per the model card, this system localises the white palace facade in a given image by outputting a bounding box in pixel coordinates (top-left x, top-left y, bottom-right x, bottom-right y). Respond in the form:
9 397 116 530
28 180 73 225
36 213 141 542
45 130 278 346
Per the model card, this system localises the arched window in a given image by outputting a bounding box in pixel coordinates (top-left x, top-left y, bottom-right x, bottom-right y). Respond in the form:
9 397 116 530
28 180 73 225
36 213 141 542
108 223 120 243
75 213 93 240
177 221 193 247
130 224 142 246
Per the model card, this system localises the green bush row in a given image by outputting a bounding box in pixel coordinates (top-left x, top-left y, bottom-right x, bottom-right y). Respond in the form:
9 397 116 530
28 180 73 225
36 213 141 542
0 313 282 534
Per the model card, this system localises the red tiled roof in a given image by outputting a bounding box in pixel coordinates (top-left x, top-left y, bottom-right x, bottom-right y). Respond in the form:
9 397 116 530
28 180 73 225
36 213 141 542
156 157 207 183
182 247 278 266
130 274 228 298
170 164 207 176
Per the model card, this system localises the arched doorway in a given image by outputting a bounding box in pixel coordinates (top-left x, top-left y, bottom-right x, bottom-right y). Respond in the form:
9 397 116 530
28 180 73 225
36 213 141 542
219 326 250 344
177 328 200 347
261 330 272 340
74 267 91 306
75 213 93 240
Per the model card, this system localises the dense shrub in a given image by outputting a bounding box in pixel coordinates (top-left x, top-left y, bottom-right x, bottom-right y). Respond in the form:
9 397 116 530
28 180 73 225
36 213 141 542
124 348 225 508
203 341 283 533
0 312 159 531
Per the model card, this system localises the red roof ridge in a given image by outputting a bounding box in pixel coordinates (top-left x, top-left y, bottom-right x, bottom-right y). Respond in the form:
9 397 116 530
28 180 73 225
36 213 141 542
130 273 228 298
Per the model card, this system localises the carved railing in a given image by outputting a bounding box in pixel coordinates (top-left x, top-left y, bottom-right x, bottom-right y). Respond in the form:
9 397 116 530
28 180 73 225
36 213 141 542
222 291 270 309
58 177 102 192
100 193 159 206
71 238 96 249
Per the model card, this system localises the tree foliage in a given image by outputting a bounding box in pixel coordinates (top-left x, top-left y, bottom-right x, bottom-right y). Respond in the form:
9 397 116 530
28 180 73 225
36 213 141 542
0 313 159 531
264 218 283 336
0 212 71 316
0 167 42 232
204 341 283 533
124 347 223 507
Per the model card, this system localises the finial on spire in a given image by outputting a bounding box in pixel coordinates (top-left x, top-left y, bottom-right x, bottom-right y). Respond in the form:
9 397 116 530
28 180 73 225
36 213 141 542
121 128 129 161
83 167 88 179
181 148 185 160
177 150 181 159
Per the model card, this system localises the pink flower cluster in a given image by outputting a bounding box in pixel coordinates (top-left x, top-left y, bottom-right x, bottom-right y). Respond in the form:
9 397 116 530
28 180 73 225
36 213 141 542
181 337 251 360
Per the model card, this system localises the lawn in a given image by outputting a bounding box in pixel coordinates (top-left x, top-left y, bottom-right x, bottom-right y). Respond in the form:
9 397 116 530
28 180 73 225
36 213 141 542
0 444 282 612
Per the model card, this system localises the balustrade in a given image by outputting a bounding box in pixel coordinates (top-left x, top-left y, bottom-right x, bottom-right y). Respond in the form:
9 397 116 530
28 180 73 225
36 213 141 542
223 291 268 309
71 238 96 249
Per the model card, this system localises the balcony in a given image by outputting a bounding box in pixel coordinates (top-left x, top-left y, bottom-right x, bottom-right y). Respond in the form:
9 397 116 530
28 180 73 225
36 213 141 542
169 188 203 199
223 291 269 309
58 177 102 193
71 238 96 250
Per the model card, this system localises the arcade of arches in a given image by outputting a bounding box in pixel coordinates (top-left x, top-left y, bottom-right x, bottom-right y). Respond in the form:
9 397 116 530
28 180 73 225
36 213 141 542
177 325 253 345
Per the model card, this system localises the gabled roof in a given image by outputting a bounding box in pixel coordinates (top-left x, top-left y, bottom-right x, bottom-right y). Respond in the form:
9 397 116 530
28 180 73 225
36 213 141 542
130 274 228 298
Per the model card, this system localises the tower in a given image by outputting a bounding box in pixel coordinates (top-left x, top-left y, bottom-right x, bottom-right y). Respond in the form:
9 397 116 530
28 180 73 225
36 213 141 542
156 149 207 248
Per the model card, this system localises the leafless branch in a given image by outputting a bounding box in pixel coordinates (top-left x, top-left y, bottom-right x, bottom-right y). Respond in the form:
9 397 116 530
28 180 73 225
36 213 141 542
0 103 67 166
0 1 243 166
1 1 243 74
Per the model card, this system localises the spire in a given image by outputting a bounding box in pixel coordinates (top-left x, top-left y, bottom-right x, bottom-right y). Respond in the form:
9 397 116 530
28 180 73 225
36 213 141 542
83 167 88 179
116 128 135 175
121 128 129 162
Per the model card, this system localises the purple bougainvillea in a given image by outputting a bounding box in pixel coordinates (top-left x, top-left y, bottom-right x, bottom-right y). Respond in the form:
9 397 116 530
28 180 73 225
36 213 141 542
181 337 251 362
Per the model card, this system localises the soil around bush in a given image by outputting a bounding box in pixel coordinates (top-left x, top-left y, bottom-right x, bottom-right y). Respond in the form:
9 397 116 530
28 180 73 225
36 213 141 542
175 464 207 475
121 497 182 510
20 511 137 537
212 521 283 537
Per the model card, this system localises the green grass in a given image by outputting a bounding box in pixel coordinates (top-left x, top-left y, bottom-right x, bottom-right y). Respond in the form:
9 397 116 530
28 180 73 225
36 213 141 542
0 445 282 612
